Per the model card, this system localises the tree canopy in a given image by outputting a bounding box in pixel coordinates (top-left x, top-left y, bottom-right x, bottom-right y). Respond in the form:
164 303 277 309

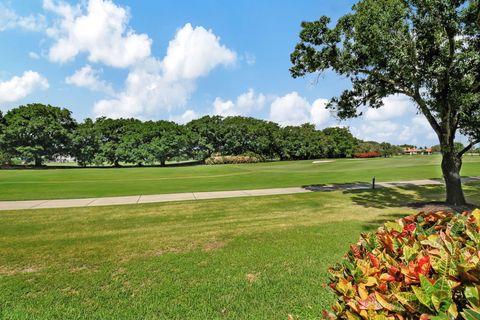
291 0 480 205
2 104 76 166
0 104 414 168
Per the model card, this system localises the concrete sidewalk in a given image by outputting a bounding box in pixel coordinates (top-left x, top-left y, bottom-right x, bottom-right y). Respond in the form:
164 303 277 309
1 177 479 211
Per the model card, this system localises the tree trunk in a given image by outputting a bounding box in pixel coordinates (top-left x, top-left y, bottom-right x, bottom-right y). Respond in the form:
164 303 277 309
160 159 166 167
113 160 120 167
441 150 466 206
34 157 42 167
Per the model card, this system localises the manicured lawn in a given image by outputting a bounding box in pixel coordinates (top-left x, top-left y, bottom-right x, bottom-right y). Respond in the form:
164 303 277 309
1 183 479 319
1 155 479 201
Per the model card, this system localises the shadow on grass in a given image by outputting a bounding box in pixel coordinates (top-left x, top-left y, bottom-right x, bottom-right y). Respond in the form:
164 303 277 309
344 184 480 232
302 181 372 192
342 186 436 209
0 160 205 170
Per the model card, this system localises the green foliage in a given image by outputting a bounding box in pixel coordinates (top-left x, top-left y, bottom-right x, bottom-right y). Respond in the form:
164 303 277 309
0 111 11 165
2 104 76 166
276 124 329 160
71 118 100 167
144 121 189 166
222 117 280 158
94 117 142 166
186 115 224 160
324 209 480 319
354 141 403 157
322 127 357 158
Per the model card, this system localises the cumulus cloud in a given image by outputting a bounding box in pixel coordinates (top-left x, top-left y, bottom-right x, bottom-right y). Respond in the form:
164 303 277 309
169 109 199 124
65 65 114 95
351 120 401 142
398 114 438 145
44 0 152 68
28 52 41 59
162 23 236 81
38 0 237 118
0 71 49 104
94 23 237 118
364 94 413 121
351 98 437 145
213 88 266 117
0 5 46 32
269 92 330 127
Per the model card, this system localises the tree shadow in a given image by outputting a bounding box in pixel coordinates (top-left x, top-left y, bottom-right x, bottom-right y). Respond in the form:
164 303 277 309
342 186 434 209
302 181 372 192
0 160 205 170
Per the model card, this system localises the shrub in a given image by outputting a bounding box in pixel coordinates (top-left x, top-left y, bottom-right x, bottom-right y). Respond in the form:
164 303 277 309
204 154 260 165
352 151 381 158
324 209 480 319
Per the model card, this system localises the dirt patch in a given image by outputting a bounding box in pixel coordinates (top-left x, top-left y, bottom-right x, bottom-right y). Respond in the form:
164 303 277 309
246 272 260 283
407 201 477 213
202 241 226 252
0 265 41 276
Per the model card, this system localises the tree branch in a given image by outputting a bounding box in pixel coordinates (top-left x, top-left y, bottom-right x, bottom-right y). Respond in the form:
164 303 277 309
458 140 479 158
357 69 414 96
412 88 443 136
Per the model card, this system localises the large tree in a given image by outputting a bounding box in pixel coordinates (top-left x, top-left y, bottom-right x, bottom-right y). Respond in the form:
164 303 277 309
3 104 76 166
0 111 10 165
94 117 141 166
291 0 480 205
145 121 188 166
71 118 100 167
186 116 225 160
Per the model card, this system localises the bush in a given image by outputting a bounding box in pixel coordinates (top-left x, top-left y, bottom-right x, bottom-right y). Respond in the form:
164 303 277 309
204 154 260 165
352 151 381 158
324 209 480 320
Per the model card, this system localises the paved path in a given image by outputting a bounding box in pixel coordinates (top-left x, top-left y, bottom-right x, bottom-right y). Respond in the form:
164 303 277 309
1 177 479 211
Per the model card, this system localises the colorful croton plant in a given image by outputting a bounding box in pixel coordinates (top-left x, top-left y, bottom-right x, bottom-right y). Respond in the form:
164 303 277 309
324 209 480 320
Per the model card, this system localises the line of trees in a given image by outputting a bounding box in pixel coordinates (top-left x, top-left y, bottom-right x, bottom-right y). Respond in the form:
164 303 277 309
0 104 402 167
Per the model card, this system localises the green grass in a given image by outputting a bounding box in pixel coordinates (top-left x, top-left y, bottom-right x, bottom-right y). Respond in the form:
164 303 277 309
1 155 480 201
1 183 479 319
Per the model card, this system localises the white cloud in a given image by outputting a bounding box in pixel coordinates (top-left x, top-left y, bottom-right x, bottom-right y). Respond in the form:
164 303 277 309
213 88 266 117
162 23 236 81
94 23 237 118
269 91 331 127
242 52 256 65
213 97 236 117
65 65 114 95
44 0 152 68
347 94 441 145
398 114 438 145
364 94 413 121
351 120 401 142
0 71 49 104
310 98 330 125
28 52 41 59
0 5 46 32
169 109 199 124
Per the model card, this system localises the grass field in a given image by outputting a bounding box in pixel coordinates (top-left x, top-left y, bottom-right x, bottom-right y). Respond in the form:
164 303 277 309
1 155 480 201
1 183 479 319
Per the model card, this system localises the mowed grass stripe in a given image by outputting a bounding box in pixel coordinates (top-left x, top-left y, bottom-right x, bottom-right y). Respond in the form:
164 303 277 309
0 155 479 201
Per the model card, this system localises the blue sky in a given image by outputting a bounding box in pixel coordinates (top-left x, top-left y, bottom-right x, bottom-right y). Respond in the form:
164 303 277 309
0 0 465 147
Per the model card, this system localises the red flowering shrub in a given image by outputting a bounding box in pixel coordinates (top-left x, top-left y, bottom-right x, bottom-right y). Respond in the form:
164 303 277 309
324 209 480 319
352 152 381 158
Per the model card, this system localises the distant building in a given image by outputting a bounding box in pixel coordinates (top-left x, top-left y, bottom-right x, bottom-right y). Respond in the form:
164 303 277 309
403 147 432 155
